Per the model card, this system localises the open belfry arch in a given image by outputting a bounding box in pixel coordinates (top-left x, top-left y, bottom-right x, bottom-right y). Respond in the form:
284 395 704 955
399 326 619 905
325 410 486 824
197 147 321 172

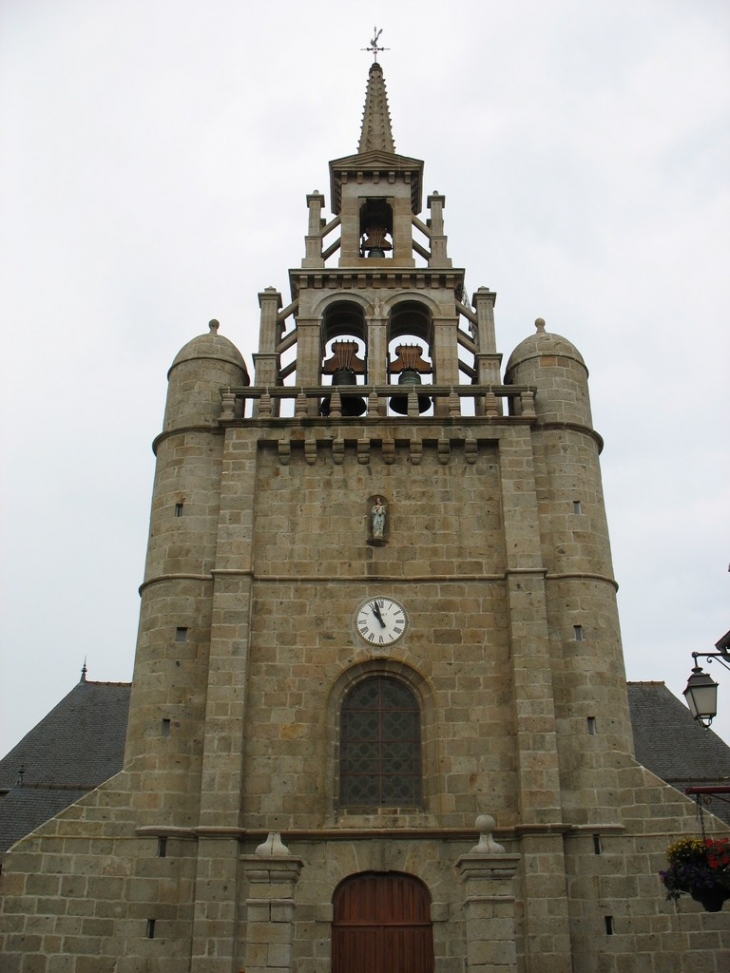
1 52 728 973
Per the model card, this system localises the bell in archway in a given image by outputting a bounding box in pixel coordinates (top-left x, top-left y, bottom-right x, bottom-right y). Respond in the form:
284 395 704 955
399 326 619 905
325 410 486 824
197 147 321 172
320 367 367 417
389 368 432 415
361 225 392 259
389 343 433 414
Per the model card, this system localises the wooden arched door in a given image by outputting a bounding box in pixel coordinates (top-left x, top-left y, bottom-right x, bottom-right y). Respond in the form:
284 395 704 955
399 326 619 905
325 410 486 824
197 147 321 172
332 872 434 973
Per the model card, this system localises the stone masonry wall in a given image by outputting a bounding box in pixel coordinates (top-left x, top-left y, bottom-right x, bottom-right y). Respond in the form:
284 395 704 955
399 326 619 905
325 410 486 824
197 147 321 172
242 437 515 832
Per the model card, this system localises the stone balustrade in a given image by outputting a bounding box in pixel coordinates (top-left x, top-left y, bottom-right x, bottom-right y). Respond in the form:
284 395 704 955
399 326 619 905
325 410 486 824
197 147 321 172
219 384 536 422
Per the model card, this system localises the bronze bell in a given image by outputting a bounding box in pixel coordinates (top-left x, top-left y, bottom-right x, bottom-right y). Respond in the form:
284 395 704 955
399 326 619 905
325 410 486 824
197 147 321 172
361 224 392 259
320 367 367 417
389 369 432 415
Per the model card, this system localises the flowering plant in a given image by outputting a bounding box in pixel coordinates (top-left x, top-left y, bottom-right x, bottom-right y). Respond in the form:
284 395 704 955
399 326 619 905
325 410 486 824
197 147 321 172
660 836 730 902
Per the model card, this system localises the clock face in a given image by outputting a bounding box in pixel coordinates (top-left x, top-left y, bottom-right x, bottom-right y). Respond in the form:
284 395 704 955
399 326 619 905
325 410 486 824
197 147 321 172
356 597 407 646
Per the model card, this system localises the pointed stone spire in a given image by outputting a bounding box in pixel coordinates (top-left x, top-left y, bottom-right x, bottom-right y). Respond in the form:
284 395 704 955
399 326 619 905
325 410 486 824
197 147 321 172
358 62 395 154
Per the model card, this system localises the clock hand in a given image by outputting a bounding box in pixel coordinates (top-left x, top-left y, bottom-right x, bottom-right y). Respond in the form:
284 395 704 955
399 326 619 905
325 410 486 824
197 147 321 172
371 600 386 627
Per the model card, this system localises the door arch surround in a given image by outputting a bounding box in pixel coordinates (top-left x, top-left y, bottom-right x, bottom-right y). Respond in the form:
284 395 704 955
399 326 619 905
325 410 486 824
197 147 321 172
331 871 434 973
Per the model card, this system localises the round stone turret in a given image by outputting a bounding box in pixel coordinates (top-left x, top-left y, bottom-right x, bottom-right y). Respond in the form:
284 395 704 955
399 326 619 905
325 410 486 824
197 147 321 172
507 318 632 814
504 318 592 429
164 319 249 431
125 320 249 823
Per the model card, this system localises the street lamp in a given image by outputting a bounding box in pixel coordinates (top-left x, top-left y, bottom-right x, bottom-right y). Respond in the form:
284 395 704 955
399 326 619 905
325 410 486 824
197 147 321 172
683 663 719 727
683 631 730 728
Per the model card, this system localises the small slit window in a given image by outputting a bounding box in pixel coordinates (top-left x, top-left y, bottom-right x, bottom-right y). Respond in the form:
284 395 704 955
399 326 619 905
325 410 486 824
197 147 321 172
573 500 582 514
175 627 188 643
573 625 584 642
146 918 156 939
174 503 184 517
340 676 422 808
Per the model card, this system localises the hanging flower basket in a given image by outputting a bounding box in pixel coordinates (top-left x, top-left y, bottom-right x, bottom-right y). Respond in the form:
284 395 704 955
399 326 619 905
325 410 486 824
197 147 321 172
690 887 730 913
660 837 730 912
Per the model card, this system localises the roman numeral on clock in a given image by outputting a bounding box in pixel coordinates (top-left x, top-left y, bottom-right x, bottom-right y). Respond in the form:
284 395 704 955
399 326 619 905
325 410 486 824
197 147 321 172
355 598 407 646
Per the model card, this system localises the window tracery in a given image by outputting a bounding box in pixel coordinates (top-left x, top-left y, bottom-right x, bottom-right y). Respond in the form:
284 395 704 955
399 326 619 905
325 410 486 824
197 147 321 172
339 675 422 808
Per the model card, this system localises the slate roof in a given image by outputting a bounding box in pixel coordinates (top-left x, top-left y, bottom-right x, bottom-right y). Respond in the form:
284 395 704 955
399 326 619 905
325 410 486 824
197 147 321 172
628 681 730 825
0 678 130 852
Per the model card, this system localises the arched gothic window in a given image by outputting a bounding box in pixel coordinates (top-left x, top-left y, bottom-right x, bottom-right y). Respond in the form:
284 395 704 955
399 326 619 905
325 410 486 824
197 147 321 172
339 676 422 808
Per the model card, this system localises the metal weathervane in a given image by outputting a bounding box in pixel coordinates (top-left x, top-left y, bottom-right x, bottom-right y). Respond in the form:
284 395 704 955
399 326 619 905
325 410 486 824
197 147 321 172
362 27 389 61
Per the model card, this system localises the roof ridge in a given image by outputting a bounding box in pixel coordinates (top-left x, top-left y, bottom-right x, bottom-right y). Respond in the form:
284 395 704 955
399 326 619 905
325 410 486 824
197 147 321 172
81 680 132 687
4 782 99 792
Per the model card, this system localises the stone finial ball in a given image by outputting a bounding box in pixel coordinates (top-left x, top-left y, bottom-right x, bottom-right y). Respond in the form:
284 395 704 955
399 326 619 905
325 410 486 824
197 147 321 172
209 319 220 332
475 813 496 834
535 317 546 332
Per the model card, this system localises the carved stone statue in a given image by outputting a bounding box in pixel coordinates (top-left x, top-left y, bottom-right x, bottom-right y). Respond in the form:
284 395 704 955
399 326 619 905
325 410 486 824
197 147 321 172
371 497 386 539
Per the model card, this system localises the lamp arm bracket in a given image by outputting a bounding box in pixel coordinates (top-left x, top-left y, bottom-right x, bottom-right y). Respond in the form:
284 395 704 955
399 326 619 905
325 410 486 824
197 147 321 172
692 651 730 674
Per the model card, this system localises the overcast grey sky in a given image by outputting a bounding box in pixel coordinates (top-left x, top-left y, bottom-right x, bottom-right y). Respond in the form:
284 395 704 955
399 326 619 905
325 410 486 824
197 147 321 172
1 0 729 756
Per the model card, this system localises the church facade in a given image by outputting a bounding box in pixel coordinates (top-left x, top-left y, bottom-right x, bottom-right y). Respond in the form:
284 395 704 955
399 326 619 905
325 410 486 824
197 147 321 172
1 61 728 973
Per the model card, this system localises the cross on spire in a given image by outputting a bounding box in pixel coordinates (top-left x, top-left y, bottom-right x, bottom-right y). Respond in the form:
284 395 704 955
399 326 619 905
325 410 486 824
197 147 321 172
362 27 389 63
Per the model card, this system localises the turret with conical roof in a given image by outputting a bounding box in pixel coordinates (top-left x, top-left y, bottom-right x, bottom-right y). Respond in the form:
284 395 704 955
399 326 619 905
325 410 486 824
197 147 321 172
124 319 249 823
506 316 633 820
505 316 591 428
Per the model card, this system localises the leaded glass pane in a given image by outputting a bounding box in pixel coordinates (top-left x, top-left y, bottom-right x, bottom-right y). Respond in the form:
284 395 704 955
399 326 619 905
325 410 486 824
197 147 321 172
342 711 380 741
381 710 419 739
339 676 422 808
342 741 380 774
347 680 381 709
380 678 416 709
342 774 380 805
382 773 421 805
380 741 417 766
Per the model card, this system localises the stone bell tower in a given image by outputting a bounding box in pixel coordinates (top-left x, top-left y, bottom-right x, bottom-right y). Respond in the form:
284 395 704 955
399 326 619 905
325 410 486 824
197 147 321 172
1 57 728 973
256 58 500 403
